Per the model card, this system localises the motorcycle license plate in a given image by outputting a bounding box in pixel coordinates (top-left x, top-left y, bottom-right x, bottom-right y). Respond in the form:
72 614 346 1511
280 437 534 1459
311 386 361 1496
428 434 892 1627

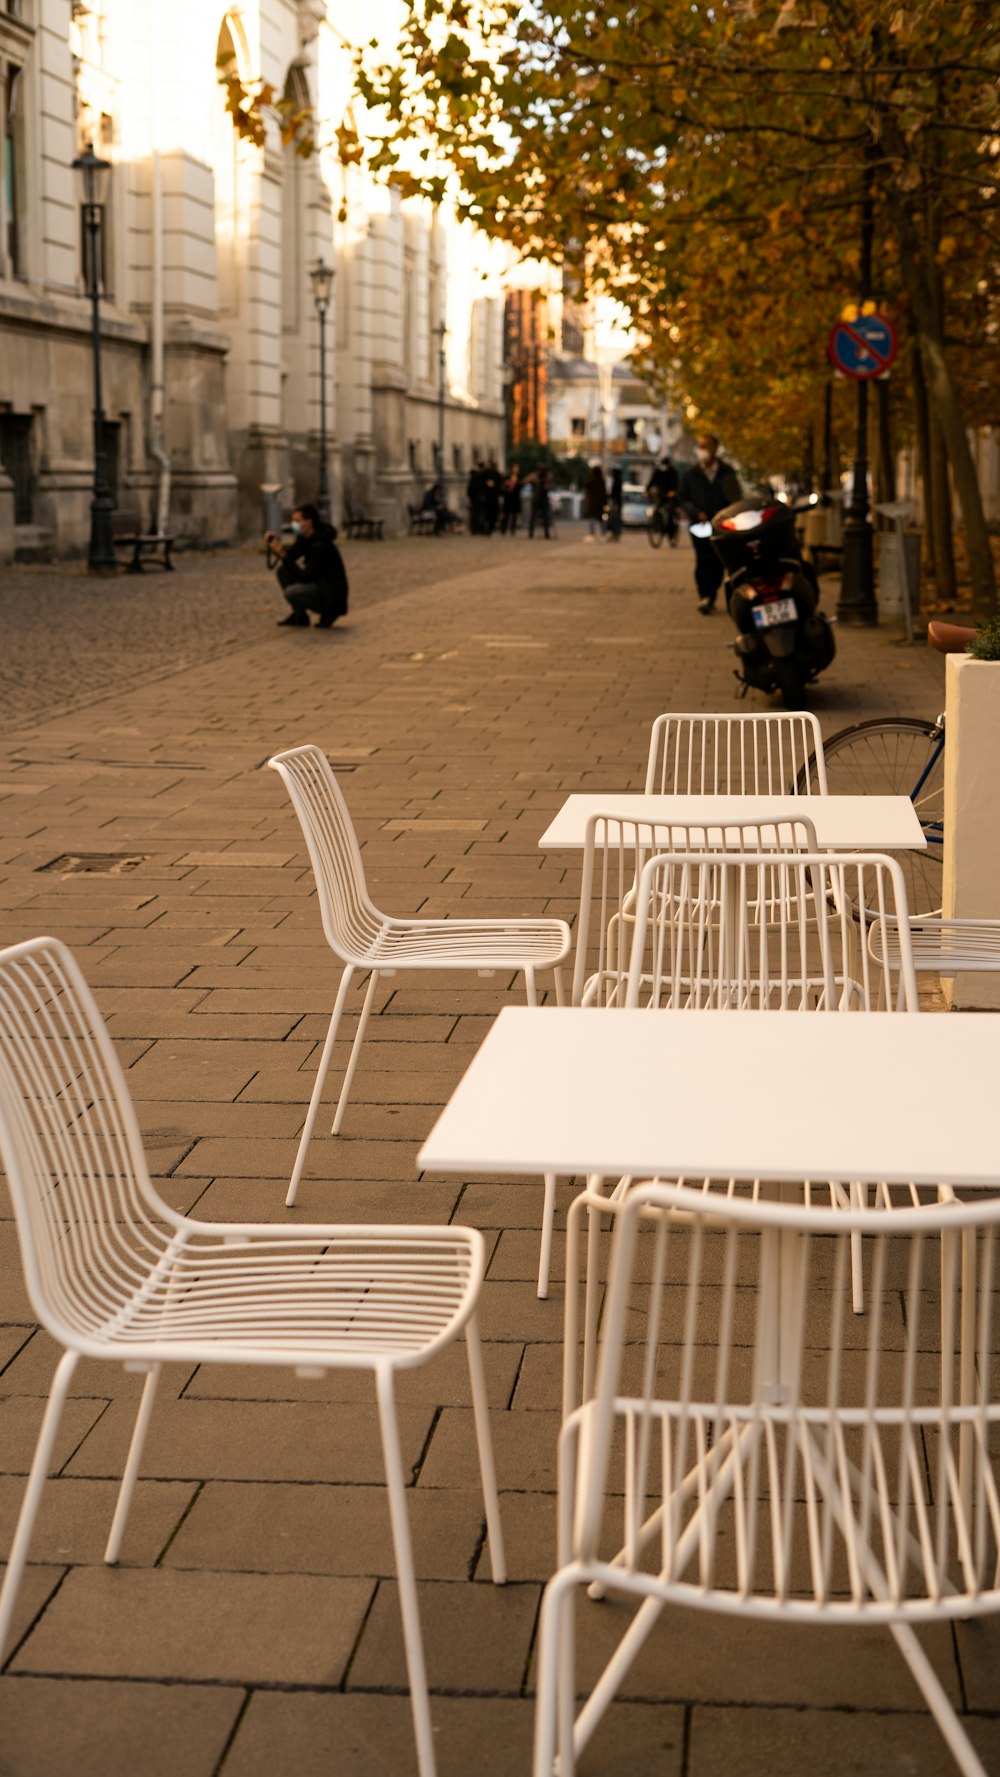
752 597 797 629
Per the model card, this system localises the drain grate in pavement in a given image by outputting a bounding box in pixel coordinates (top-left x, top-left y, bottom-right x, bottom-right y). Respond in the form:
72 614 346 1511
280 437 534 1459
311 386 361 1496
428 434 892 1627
37 852 150 877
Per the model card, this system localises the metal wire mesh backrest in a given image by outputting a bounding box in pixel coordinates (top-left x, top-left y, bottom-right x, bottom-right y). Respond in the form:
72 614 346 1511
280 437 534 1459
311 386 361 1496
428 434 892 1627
572 1180 1000 1613
626 850 918 1011
644 713 828 795
0 937 176 1343
268 745 383 962
573 816 819 1008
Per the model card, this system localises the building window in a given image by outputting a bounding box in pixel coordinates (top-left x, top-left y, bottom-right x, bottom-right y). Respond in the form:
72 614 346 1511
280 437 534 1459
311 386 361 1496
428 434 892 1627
408 439 419 474
1 60 25 277
570 417 586 438
452 443 463 473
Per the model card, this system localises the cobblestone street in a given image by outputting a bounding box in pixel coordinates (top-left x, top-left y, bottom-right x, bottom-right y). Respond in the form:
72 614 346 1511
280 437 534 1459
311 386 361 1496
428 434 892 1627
2 529 992 1777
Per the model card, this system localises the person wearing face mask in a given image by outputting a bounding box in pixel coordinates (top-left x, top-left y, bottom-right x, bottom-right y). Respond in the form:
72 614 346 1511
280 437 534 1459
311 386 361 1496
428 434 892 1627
265 503 349 629
678 434 742 614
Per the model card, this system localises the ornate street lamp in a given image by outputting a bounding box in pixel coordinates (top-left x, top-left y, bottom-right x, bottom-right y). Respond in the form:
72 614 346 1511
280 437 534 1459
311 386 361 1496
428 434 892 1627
72 141 116 572
310 257 334 522
435 320 448 478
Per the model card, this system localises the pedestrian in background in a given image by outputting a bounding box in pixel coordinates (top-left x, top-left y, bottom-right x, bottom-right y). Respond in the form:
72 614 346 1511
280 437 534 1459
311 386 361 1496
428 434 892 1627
483 457 501 535
583 462 607 541
467 462 486 533
607 466 624 541
501 466 522 534
528 467 552 539
265 503 349 629
678 433 742 613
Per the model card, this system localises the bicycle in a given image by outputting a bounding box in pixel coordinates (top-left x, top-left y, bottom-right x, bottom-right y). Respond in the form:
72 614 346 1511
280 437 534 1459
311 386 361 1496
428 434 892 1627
647 498 679 550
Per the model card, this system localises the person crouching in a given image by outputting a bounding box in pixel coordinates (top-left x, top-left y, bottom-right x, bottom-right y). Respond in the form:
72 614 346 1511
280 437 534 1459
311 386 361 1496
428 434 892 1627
265 503 349 628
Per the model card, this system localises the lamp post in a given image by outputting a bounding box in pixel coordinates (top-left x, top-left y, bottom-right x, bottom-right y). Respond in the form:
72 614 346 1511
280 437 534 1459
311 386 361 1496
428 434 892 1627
72 141 116 573
435 321 448 478
310 257 334 522
837 139 878 624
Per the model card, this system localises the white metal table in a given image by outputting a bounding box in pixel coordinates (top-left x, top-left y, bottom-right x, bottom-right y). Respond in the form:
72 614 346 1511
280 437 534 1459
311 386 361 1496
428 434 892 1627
538 793 927 853
420 1007 999 1439
419 1006 993 1185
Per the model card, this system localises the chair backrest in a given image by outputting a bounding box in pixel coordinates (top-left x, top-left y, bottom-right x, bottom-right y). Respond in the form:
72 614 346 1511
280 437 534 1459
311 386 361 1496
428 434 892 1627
268 745 383 963
644 712 828 795
625 849 919 1011
567 1178 1000 1617
0 936 175 1346
573 815 820 1008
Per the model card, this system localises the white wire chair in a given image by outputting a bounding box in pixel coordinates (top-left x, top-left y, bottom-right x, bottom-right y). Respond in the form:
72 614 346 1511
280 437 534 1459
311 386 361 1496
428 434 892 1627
869 916 1000 1009
268 745 570 1208
0 936 506 1777
625 849 919 1013
571 815 821 1008
538 1179 1000 1777
644 711 828 795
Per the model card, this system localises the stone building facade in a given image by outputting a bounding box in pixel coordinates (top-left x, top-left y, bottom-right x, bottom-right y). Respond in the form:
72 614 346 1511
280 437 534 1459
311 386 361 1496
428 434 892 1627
0 0 507 559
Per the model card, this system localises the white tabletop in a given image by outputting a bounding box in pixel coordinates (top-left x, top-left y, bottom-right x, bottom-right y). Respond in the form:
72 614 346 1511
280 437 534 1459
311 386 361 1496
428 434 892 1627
419 1007 998 1187
538 793 926 852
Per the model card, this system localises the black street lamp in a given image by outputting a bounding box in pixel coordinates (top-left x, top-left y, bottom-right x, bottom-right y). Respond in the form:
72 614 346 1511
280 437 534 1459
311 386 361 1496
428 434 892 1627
72 141 116 573
435 321 448 477
837 141 878 625
310 257 334 522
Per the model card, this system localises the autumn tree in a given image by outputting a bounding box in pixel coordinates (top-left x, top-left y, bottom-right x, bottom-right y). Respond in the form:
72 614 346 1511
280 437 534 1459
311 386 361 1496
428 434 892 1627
356 0 1000 606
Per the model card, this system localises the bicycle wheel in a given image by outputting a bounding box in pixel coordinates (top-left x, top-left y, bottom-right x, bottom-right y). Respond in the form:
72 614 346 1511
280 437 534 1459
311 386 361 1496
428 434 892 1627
797 716 944 917
648 512 665 549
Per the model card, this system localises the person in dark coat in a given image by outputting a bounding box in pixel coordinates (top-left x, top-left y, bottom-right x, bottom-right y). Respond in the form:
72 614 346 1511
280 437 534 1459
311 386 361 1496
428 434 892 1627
583 463 607 540
266 503 349 628
607 466 624 540
467 462 487 533
483 457 501 535
501 466 522 535
422 483 458 534
527 467 552 539
678 434 742 613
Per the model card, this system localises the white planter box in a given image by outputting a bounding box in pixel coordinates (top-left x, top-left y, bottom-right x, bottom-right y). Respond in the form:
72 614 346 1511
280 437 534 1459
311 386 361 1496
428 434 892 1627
943 653 1000 1008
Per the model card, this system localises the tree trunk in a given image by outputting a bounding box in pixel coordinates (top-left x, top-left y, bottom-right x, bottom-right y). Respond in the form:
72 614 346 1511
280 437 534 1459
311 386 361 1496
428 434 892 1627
929 410 957 604
910 340 936 579
876 379 896 511
895 218 996 610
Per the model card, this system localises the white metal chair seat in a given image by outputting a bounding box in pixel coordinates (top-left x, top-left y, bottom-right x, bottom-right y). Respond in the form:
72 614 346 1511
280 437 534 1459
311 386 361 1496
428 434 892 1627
0 937 505 1777
69 1227 481 1361
537 1180 1000 1777
367 916 568 968
268 745 569 1215
869 917 1000 1006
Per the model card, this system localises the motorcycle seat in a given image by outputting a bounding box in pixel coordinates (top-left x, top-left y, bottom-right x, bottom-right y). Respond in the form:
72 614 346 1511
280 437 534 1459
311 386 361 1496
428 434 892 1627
928 620 977 654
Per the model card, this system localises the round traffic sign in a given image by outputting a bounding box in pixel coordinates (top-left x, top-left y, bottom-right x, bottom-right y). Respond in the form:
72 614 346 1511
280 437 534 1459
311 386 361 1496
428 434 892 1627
828 312 897 380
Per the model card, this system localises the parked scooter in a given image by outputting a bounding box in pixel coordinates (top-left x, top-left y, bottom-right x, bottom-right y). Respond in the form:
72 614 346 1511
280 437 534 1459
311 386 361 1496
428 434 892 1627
697 498 836 709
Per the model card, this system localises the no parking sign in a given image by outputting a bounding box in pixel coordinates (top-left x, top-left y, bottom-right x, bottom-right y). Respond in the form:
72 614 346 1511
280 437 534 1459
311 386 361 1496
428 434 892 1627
828 311 897 380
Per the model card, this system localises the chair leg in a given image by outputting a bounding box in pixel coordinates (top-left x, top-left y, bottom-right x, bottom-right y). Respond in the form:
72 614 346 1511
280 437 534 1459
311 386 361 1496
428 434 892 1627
464 1314 506 1584
104 1364 161 1564
850 1180 868 1314
330 968 380 1136
553 965 566 1007
0 1349 78 1662
375 1368 436 1777
533 1567 579 1777
524 967 538 1007
286 965 354 1206
891 1622 988 1777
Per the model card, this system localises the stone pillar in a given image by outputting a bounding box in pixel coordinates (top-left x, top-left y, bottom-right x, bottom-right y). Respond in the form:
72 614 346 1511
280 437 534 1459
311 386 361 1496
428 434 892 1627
942 651 1000 1008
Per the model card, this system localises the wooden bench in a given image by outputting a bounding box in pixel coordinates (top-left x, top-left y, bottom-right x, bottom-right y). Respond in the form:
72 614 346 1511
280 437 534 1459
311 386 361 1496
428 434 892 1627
408 504 437 536
111 509 175 574
343 504 384 541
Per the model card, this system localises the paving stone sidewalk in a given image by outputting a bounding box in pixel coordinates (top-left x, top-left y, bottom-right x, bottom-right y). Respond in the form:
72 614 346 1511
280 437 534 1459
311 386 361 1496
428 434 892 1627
2 528 994 1777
